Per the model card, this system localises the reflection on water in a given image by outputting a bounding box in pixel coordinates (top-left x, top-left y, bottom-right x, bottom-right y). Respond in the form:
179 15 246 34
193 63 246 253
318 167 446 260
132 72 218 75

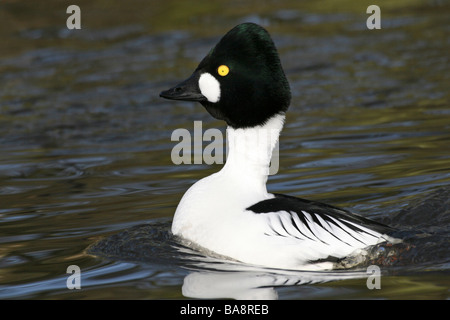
181 267 369 300
0 0 449 299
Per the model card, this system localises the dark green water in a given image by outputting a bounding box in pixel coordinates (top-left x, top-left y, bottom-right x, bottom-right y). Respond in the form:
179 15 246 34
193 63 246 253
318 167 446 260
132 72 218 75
0 0 449 299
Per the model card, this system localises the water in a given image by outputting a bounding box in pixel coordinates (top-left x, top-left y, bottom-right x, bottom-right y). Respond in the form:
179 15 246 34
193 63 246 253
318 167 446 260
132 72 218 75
0 0 449 299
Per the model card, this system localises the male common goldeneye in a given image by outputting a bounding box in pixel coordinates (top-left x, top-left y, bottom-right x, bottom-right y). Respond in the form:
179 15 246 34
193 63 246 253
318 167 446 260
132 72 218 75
160 23 397 270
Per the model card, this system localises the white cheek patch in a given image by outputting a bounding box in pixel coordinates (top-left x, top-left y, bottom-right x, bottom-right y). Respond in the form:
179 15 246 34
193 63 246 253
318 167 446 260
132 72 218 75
199 73 221 103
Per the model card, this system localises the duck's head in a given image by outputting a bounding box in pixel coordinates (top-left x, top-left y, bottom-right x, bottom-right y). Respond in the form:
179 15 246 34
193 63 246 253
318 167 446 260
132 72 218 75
160 23 291 129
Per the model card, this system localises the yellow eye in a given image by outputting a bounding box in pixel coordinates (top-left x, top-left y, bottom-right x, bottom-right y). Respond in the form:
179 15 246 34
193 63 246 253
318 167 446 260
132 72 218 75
217 65 230 77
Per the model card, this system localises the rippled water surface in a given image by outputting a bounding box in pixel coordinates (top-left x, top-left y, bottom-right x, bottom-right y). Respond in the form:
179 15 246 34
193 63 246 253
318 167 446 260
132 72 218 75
0 0 449 299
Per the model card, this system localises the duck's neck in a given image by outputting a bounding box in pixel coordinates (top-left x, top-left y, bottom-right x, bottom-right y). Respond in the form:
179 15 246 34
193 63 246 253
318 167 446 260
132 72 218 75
221 114 285 186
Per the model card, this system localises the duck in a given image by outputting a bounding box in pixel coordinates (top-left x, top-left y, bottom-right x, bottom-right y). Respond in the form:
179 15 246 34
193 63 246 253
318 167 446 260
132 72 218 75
160 22 397 270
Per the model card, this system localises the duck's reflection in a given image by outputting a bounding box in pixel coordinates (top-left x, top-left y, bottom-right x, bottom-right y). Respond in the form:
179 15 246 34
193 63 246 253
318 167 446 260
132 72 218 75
183 271 280 299
178 252 368 300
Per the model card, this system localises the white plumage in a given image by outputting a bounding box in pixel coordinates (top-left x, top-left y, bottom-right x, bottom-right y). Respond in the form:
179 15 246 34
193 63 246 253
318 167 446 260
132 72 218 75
172 114 395 270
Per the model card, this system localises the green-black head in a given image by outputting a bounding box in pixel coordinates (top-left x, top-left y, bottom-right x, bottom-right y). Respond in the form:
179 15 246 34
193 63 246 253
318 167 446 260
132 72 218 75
160 23 291 129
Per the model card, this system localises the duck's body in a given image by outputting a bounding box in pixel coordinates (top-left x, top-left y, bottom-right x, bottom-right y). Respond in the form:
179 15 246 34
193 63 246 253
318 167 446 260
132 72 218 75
172 114 393 270
161 23 397 270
